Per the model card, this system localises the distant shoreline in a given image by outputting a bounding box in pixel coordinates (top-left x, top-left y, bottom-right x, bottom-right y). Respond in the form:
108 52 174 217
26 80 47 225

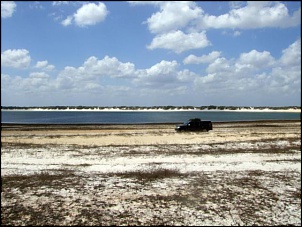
1 108 301 113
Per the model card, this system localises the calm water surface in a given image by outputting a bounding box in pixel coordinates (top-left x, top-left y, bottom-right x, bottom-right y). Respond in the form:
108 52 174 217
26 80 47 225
1 111 300 124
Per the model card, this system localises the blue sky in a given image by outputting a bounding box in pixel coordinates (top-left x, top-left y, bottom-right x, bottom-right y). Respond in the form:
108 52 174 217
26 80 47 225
1 1 301 107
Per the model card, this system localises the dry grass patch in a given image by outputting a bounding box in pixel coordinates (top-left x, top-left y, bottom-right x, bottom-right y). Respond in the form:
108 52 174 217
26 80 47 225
1 170 78 192
110 167 185 182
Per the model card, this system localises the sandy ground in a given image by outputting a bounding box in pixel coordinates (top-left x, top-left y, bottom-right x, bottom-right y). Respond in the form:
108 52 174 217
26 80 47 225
1 120 301 226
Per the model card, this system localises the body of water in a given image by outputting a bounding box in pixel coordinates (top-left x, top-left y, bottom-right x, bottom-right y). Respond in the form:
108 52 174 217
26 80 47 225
1 110 300 124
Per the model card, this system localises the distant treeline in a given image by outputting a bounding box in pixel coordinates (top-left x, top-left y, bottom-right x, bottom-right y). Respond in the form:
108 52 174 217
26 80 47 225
1 105 301 110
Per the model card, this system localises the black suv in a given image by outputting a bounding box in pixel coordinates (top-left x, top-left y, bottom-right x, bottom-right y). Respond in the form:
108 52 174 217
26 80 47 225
175 118 212 132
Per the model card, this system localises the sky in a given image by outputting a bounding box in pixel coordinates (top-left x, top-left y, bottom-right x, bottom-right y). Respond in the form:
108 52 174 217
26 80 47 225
1 1 301 107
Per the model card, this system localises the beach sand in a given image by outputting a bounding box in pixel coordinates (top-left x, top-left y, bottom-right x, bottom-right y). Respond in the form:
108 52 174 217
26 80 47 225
1 120 301 225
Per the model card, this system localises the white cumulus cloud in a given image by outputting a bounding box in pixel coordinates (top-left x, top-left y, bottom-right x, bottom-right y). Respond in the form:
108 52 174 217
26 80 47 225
134 60 197 90
193 39 301 104
199 1 301 29
1 1 16 18
60 2 109 27
1 49 31 69
146 1 203 34
55 55 136 91
74 2 109 27
279 39 301 67
238 50 275 69
147 30 210 53
61 16 73 26
82 56 135 78
34 60 55 71
134 60 179 86
183 51 221 65
35 61 48 68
